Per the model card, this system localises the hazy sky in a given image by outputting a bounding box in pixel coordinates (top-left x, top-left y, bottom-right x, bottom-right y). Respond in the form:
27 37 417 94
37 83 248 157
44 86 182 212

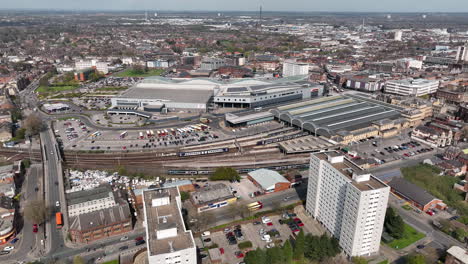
1 0 467 12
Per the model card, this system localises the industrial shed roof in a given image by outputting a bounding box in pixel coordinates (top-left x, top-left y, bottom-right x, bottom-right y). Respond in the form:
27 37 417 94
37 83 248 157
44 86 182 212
248 169 290 191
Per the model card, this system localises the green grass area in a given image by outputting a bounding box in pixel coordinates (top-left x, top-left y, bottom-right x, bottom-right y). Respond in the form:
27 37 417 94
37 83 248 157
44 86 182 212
37 85 78 93
386 224 425 249
402 204 412 211
96 86 128 91
102 260 119 264
114 68 164 77
377 260 389 264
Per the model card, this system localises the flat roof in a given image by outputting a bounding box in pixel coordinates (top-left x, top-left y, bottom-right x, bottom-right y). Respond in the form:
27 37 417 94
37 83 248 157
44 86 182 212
278 135 338 154
69 204 131 231
191 183 235 205
119 87 213 104
314 152 388 191
447 246 468 263
143 188 195 256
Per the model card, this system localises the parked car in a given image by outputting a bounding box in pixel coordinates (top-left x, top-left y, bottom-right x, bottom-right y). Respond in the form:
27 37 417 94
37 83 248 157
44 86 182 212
426 210 434 216
33 224 38 233
135 236 144 241
10 238 18 244
294 218 304 227
201 231 211 237
235 251 245 258
119 246 128 251
203 238 212 243
135 240 146 246
120 236 128 241
3 246 14 251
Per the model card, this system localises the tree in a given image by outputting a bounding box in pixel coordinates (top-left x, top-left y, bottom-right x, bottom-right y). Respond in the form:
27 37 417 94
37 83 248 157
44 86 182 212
266 246 284 264
352 256 368 264
384 207 404 239
180 191 190 202
245 247 267 264
72 256 85 264
405 254 426 264
210 167 240 181
23 113 45 136
24 200 47 224
294 229 305 260
283 239 293 263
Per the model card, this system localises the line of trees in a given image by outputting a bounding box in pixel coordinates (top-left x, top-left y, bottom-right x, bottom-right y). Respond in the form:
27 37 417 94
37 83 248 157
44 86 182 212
244 230 341 264
384 207 405 239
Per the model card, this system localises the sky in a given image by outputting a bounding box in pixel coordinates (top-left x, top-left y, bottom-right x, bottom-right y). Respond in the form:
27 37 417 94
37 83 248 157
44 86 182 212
1 0 467 13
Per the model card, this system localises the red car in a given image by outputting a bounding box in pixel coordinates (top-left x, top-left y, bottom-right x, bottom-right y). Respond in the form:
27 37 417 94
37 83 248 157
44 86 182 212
33 224 38 233
235 251 244 258
219 248 225 255
426 210 434 216
135 236 144 241
294 218 304 227
266 222 273 226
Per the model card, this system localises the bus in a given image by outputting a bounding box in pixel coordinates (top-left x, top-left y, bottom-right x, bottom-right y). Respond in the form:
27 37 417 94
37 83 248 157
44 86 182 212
119 131 128 139
56 212 63 229
247 201 263 212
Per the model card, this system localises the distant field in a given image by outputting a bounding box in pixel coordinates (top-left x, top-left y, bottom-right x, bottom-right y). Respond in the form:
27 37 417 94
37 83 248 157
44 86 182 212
102 260 119 264
386 224 425 249
37 85 78 93
114 68 164 77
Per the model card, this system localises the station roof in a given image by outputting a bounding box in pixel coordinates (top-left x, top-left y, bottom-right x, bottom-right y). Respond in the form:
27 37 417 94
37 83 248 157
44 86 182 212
271 94 402 138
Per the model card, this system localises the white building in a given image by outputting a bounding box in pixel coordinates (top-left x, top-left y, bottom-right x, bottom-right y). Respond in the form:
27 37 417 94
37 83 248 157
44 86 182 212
143 187 197 264
385 78 439 96
282 60 309 77
67 185 117 217
455 43 468 62
75 60 110 74
394 30 402 41
306 152 390 257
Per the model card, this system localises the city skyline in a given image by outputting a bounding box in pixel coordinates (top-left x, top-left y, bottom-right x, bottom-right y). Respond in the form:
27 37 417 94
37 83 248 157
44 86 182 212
2 0 468 12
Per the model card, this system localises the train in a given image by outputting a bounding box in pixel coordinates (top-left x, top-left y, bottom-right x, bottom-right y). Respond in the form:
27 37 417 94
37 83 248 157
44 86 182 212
177 147 229 157
167 163 309 175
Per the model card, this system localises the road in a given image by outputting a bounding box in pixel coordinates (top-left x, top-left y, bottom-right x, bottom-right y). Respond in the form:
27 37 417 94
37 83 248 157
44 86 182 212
390 195 465 250
40 128 66 255
0 165 42 263
209 184 307 226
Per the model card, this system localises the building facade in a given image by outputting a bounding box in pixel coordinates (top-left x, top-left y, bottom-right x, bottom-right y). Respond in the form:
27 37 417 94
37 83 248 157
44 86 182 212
306 153 390 257
143 187 197 264
67 185 117 217
455 43 468 62
385 79 439 96
283 61 309 77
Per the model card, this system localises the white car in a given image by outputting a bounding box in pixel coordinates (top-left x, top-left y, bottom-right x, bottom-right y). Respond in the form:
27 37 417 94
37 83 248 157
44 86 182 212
55 201 60 207
261 216 271 224
201 231 211 237
120 236 128 241
3 246 14 251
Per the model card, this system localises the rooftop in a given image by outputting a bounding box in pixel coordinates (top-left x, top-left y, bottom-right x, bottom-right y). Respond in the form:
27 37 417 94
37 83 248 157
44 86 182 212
272 95 402 138
447 246 468 264
248 169 290 190
388 178 438 206
67 185 114 206
143 188 194 256
314 152 388 191
69 204 131 231
191 183 234 205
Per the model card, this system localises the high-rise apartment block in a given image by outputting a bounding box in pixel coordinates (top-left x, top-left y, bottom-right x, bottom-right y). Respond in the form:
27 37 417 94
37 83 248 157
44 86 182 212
306 152 390 257
143 187 197 264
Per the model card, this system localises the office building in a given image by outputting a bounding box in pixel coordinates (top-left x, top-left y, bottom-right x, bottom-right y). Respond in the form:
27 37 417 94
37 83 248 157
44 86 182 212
385 79 439 96
455 43 468 62
67 185 117 217
283 60 309 77
200 58 226 71
394 30 402 41
306 152 390 257
75 60 110 74
143 187 197 264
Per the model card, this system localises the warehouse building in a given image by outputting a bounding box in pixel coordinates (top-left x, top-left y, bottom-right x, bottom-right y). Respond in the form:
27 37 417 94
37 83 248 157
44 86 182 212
271 94 408 144
247 169 291 193
67 185 117 217
191 183 236 212
388 178 446 212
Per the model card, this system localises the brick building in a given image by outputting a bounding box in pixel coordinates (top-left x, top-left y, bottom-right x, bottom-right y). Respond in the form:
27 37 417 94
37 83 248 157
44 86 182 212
388 178 446 212
69 204 132 243
247 169 291 193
